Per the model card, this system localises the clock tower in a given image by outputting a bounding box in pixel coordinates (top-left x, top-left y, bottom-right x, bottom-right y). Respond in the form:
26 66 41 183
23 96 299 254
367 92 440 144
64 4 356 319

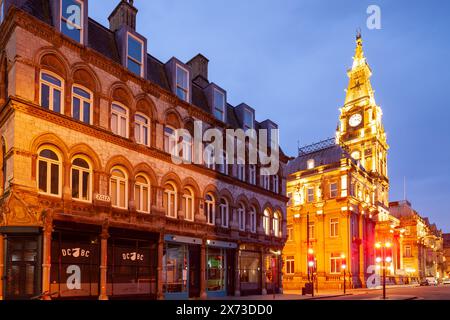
336 33 390 213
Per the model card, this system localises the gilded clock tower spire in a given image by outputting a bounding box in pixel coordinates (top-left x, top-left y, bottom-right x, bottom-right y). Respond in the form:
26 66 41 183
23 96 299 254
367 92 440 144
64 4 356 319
336 33 390 211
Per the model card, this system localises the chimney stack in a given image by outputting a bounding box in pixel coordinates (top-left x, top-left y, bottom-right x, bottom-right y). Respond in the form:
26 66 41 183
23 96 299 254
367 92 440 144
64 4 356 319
108 0 138 32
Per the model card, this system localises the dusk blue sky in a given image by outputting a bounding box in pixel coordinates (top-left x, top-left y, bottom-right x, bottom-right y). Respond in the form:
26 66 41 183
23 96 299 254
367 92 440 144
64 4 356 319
90 1 450 232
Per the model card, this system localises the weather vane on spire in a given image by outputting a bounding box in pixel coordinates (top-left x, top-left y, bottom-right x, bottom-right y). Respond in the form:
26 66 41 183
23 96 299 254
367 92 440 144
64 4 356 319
356 28 362 40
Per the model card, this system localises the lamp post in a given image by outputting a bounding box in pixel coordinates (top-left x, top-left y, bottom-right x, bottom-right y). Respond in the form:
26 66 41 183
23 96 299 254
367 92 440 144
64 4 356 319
341 253 347 294
375 241 393 300
308 248 315 297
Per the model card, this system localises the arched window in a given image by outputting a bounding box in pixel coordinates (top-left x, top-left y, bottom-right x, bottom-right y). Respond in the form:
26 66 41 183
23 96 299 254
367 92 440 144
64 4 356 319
164 182 177 218
249 206 257 233
37 148 62 196
111 103 129 138
135 174 150 213
40 71 64 114
164 126 177 156
273 211 281 237
71 157 92 202
238 203 246 231
263 209 271 236
72 85 93 125
249 165 256 185
219 198 229 228
182 187 194 221
110 167 128 209
135 113 150 146
205 193 215 225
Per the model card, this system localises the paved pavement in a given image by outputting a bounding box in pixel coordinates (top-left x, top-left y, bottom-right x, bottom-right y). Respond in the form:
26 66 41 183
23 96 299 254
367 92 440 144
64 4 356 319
209 285 450 300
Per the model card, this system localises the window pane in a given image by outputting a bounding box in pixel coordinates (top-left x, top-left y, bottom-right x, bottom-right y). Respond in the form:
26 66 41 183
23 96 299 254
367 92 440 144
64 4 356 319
111 113 118 134
61 19 81 43
40 149 58 160
111 180 117 206
112 104 126 114
83 101 91 124
135 114 148 124
135 185 141 211
82 171 89 199
176 67 188 89
176 87 187 101
128 35 143 62
72 168 79 198
135 124 141 143
41 84 50 109
73 97 81 121
143 127 148 145
73 87 90 99
143 187 149 212
127 58 142 76
38 160 48 193
213 109 223 121
41 73 62 86
73 158 89 169
61 0 81 20
120 181 126 207
50 163 59 195
53 89 61 113
120 117 127 137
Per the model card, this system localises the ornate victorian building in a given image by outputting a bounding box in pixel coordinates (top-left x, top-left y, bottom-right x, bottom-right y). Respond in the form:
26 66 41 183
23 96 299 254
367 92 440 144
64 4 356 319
283 34 400 290
0 0 288 300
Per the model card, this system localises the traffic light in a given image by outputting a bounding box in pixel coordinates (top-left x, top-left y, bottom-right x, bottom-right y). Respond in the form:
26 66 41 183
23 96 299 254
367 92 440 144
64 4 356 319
375 242 382 264
341 253 347 270
307 248 315 268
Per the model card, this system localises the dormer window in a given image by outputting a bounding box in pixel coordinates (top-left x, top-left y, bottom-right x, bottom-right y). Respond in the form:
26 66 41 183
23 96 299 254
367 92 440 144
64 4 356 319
243 108 254 130
60 0 84 44
307 159 315 170
176 65 189 101
127 33 144 76
213 89 225 122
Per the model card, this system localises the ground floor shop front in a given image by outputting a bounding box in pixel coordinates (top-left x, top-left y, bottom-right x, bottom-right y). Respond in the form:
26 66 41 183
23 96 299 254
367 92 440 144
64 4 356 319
0 224 282 300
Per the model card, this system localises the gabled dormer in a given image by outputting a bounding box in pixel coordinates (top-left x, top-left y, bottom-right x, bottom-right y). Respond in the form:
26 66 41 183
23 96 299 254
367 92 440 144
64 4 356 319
50 0 89 45
235 103 255 131
204 83 227 123
259 119 279 145
165 57 192 104
108 0 147 78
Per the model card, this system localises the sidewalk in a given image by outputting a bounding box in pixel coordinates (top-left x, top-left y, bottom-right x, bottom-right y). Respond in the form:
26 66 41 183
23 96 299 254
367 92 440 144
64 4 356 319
209 292 352 300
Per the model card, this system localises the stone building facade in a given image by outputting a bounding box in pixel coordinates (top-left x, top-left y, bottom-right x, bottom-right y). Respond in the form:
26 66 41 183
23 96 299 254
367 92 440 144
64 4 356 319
0 0 288 300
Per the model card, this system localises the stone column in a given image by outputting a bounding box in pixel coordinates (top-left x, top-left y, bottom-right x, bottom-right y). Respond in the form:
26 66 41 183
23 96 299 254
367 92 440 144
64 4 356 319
234 249 241 297
99 223 109 300
0 233 4 300
41 219 53 300
157 234 165 300
200 241 207 299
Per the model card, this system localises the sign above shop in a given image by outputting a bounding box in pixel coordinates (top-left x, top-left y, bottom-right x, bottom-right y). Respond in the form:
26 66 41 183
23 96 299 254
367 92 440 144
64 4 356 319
95 194 111 202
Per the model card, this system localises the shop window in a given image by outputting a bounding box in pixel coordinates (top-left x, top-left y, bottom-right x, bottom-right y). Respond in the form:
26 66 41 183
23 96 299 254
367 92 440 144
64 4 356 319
164 182 178 218
205 193 216 225
107 238 157 297
206 247 225 292
110 167 128 209
72 86 92 125
182 187 195 221
239 251 261 292
40 71 64 114
135 174 150 213
37 148 62 197
50 230 99 298
135 113 150 146
71 157 92 202
111 103 129 138
163 243 188 294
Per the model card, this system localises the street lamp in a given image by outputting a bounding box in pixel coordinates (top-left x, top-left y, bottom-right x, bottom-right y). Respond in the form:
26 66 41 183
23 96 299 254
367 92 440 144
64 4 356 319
307 248 315 297
375 241 393 300
341 253 347 294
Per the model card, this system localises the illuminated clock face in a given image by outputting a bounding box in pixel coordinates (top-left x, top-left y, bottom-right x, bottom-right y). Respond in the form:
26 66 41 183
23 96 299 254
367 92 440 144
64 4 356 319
349 114 362 127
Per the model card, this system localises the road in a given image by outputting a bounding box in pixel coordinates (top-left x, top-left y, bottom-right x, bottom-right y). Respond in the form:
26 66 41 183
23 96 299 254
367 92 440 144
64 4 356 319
322 285 450 300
